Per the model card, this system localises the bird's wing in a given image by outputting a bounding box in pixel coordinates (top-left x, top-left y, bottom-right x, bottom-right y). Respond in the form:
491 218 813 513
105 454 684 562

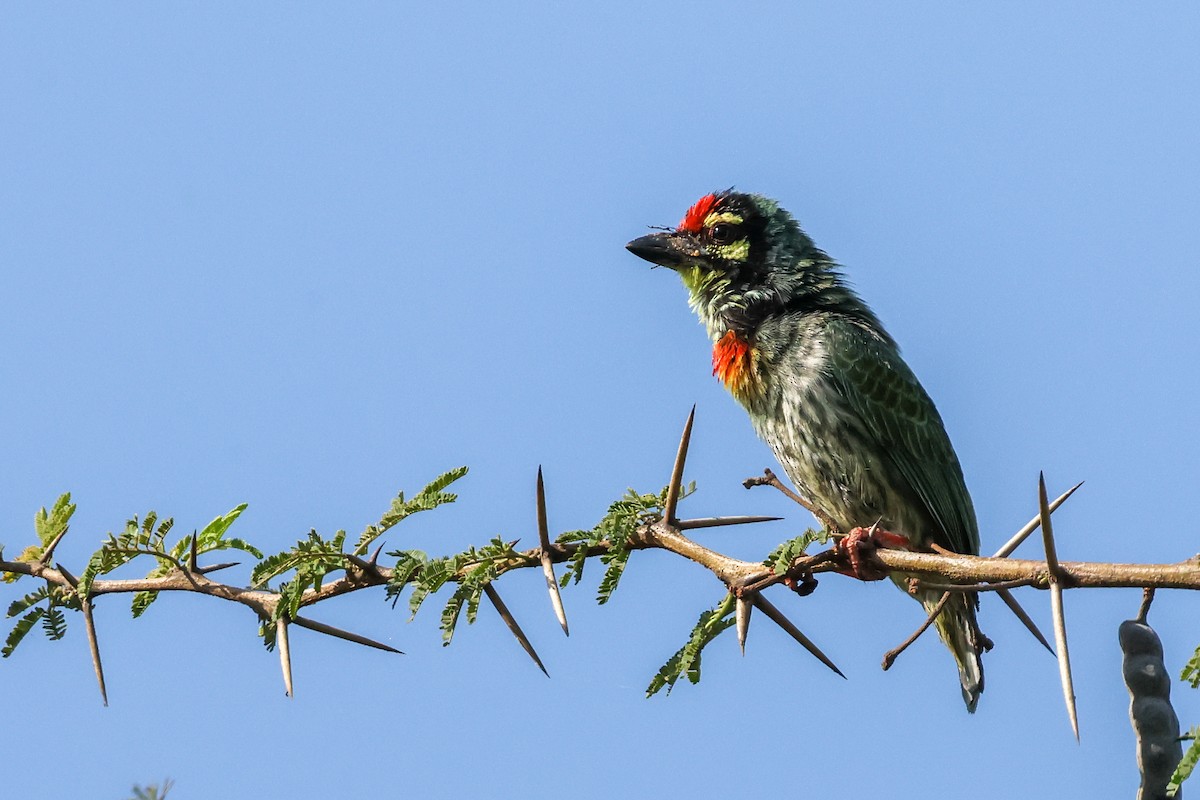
824 319 979 555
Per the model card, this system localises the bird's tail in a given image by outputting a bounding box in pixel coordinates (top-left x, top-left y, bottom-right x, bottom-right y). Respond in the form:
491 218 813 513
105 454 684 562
922 589 985 712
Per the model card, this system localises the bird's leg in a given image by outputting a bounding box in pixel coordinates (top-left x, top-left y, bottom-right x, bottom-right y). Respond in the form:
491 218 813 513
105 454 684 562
835 522 912 582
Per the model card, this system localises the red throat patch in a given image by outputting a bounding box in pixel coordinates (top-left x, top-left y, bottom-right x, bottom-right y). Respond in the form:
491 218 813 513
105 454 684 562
712 330 752 389
680 193 720 233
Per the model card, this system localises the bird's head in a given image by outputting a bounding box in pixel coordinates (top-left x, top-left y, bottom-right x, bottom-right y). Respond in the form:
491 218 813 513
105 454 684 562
627 190 852 339
626 191 807 287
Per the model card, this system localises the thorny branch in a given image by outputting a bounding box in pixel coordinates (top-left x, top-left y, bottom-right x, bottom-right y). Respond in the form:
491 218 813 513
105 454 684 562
12 524 1196 630
3 410 1200 735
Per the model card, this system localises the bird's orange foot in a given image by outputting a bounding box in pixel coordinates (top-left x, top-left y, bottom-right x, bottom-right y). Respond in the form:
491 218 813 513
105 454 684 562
836 525 912 581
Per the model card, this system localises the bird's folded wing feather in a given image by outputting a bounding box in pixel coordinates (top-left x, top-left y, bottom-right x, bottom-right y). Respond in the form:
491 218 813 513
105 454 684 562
824 320 979 556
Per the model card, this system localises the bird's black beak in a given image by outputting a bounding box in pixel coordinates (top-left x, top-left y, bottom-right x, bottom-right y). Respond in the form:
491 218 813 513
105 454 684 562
626 231 687 269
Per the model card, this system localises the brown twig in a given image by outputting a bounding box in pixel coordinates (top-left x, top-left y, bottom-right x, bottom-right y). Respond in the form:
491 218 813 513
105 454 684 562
743 468 840 532
916 577 1037 593
881 591 952 671
1136 587 1155 624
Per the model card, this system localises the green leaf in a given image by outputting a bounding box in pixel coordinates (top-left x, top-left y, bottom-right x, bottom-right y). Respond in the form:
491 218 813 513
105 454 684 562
439 586 469 645
3 607 45 657
251 529 342 589
7 586 51 618
258 618 278 651
596 550 630 605
646 593 736 697
408 557 456 620
384 550 428 605
197 504 248 545
41 605 67 641
131 590 159 618
250 549 303 588
217 537 263 559
78 525 151 598
130 560 175 618
277 579 307 621
1182 646 1200 688
556 482 684 594
1169 726 1200 797
561 533 591 586
354 467 468 556
34 493 76 548
763 529 831 575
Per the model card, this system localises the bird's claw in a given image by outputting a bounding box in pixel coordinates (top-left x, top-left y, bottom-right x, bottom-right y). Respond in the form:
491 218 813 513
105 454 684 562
836 525 910 581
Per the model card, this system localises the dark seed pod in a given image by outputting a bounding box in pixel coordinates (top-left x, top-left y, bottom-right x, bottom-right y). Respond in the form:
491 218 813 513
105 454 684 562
1120 619 1184 800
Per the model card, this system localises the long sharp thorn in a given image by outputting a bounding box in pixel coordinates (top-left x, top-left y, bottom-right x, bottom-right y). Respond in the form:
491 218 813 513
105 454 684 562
195 561 239 575
55 563 79 588
537 467 569 636
188 532 198 572
291 615 403 654
40 527 70 565
663 406 695 524
736 595 752 655
484 583 548 677
277 619 294 698
677 515 783 530
752 594 845 679
996 588 1054 655
81 598 108 706
368 541 386 568
541 556 569 636
345 553 375 573
1039 474 1063 576
1050 584 1078 740
1040 473 1078 740
992 481 1083 558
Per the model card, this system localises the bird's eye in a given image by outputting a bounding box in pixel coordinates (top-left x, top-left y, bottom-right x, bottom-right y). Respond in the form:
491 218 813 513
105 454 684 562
709 223 740 245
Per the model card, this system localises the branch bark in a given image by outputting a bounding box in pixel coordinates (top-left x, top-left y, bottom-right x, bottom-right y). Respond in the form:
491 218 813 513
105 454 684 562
4 523 1198 623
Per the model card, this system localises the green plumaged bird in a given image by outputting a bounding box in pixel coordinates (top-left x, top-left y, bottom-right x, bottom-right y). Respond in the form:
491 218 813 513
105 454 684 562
627 190 986 711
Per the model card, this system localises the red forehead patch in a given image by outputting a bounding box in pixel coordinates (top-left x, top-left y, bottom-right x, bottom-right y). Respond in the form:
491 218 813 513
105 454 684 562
679 193 720 233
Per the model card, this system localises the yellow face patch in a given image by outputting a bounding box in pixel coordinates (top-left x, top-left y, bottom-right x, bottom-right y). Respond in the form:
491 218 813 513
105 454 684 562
701 211 750 262
714 239 750 261
702 211 744 227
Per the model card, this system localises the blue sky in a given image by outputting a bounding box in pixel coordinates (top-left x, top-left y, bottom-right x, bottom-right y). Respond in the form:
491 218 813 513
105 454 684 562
2 3 1198 797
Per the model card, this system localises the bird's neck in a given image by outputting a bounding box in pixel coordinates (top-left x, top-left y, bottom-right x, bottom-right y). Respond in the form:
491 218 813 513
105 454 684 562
682 254 887 344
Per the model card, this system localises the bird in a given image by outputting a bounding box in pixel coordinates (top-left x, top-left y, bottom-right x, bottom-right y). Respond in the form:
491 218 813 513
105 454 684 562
626 190 986 711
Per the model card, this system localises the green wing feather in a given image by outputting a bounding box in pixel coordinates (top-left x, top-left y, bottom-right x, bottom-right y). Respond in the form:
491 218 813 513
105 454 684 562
825 320 979 555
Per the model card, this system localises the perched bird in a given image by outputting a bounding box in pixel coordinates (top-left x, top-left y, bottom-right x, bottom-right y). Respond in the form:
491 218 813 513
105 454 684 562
626 191 986 711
